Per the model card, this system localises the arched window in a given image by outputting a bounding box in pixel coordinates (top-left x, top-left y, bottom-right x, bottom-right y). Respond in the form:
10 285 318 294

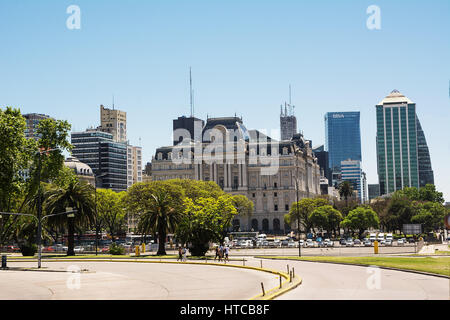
251 219 258 231
273 219 280 233
262 219 269 232
157 152 163 160
232 219 240 232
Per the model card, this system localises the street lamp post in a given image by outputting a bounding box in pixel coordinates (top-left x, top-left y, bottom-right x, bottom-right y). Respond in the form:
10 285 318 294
0 208 77 268
295 153 301 257
94 173 108 256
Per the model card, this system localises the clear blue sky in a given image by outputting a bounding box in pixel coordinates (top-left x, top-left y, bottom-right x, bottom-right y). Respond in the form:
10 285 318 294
1 0 449 200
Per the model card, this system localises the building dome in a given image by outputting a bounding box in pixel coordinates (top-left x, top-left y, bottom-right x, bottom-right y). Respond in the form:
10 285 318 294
64 157 94 176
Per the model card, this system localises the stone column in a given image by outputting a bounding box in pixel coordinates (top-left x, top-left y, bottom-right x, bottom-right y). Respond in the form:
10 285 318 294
194 162 199 180
209 163 213 181
238 162 243 187
224 162 228 187
243 160 247 187
214 162 218 184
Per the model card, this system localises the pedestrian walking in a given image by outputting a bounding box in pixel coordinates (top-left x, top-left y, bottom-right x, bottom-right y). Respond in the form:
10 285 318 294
224 245 229 263
177 246 183 261
182 246 188 262
218 245 223 262
214 246 219 261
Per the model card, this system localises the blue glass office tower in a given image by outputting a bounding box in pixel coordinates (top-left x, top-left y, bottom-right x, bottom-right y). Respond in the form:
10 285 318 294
324 112 362 171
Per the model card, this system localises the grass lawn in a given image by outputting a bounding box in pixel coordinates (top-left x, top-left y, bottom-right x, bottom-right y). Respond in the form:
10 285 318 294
254 256 450 277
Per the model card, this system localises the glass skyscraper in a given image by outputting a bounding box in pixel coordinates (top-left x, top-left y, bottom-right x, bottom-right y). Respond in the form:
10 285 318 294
376 90 422 195
324 111 362 171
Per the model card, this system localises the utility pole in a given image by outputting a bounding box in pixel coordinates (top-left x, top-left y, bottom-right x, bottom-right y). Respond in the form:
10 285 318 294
37 152 42 268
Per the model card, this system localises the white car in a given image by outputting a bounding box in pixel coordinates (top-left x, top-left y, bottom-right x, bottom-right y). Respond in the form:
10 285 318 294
305 239 314 247
345 239 354 247
246 240 254 248
324 239 334 247
273 239 281 247
397 238 405 246
74 246 85 253
287 241 296 248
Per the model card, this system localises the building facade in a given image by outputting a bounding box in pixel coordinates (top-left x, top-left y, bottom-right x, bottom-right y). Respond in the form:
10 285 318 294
340 159 363 202
64 157 95 186
368 184 380 201
151 116 321 234
325 112 361 171
280 104 298 141
312 145 331 186
376 90 420 195
127 145 143 188
416 116 434 187
99 105 127 143
23 113 52 140
71 129 128 192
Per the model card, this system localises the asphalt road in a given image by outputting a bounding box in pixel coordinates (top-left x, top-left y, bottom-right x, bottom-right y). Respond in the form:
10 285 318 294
244 257 449 300
1 261 279 300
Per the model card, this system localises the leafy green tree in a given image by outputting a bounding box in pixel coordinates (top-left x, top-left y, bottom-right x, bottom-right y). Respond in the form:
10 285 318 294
340 206 379 238
285 198 328 236
386 197 416 233
96 189 127 242
45 180 95 256
0 107 36 244
310 205 343 237
418 184 444 203
137 190 181 255
411 202 446 232
177 196 238 256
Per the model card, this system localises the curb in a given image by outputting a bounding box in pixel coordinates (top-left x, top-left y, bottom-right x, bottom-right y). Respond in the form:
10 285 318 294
257 257 450 279
5 258 302 300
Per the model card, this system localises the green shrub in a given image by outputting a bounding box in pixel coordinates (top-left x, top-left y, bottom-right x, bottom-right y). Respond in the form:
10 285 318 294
20 244 37 256
109 243 125 255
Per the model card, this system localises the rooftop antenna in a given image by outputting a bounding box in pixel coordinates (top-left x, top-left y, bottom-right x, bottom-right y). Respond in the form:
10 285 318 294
112 95 115 110
139 137 142 147
289 84 292 106
189 67 193 117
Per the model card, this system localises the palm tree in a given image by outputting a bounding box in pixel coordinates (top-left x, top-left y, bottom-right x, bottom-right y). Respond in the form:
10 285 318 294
339 181 353 207
44 180 95 256
138 190 179 256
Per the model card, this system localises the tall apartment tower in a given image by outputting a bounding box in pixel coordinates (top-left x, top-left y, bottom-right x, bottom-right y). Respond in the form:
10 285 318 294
127 145 143 188
376 90 421 195
99 105 127 143
280 103 297 140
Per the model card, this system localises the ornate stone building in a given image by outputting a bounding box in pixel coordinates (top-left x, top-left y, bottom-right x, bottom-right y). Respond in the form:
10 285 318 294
151 116 321 234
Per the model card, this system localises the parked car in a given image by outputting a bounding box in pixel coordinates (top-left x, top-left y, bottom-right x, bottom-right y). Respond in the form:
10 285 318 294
363 239 372 247
369 233 377 242
353 239 361 246
281 240 289 247
305 239 314 247
262 240 269 247
323 239 334 247
273 239 281 247
345 239 354 247
339 239 347 246
385 239 393 246
397 238 406 246
74 246 85 253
